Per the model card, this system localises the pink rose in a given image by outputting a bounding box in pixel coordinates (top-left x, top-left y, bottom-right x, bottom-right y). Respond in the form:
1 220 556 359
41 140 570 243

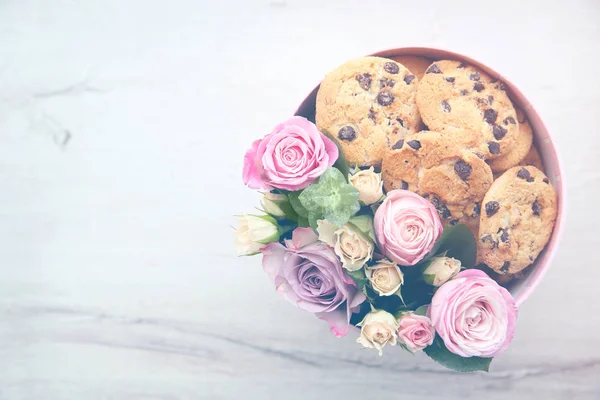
428 269 518 358
374 190 443 266
262 228 366 337
242 117 339 191
397 312 435 352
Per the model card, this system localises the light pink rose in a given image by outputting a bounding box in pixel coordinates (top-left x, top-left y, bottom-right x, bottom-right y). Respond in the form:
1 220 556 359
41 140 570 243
374 190 443 266
428 269 518 358
397 312 435 352
262 228 366 337
242 117 339 191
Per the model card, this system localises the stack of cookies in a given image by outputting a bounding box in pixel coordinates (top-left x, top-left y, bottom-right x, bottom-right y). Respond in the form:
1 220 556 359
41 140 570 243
315 56 557 281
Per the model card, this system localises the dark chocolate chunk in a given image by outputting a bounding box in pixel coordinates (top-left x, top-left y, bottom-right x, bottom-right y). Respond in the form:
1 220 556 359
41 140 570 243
407 140 421 150
484 109 498 124
404 75 415 85
426 64 442 74
454 160 472 181
485 201 500 216
439 204 451 220
355 73 372 90
338 126 356 141
380 77 396 88
543 178 550 184
472 203 481 217
384 62 399 74
377 90 395 106
504 116 516 125
500 261 510 273
400 180 408 190
457 63 465 69
460 90 469 96
493 125 508 140
500 229 509 242
488 142 500 155
396 118 404 127
488 95 494 104
445 77 455 83
441 101 451 112
532 200 542 216
469 72 481 81
450 219 459 226
473 82 485 92
368 108 376 122
481 234 498 249
476 97 488 106
526 177 535 183
392 139 404 150
495 82 507 90
517 168 531 180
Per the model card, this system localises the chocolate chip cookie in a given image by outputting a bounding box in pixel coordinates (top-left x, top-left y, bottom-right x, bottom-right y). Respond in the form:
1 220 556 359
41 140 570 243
390 56 432 80
487 119 533 173
416 60 519 160
316 57 421 166
382 131 493 232
478 166 557 274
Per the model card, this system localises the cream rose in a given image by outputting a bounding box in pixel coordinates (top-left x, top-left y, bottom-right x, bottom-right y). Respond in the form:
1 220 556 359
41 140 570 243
233 214 280 256
422 256 461 287
349 167 383 205
260 192 288 218
366 260 404 296
356 309 399 355
317 220 374 271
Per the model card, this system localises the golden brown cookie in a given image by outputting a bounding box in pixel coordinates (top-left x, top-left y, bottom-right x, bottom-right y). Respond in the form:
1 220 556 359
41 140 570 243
316 57 421 166
382 131 493 232
520 144 544 171
478 166 558 274
487 119 533 173
390 56 432 80
416 60 519 159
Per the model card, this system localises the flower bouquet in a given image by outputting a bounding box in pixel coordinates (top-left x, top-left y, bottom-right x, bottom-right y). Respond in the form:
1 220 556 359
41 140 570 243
235 53 559 372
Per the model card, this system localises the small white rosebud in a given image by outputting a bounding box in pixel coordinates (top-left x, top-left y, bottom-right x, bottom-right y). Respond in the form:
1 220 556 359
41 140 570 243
356 309 399 356
234 214 280 256
316 220 374 271
366 260 404 296
260 192 288 218
349 167 384 205
422 256 461 287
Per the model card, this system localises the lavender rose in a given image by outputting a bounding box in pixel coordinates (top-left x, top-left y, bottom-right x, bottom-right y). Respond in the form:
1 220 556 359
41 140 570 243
428 269 518 357
242 116 339 191
262 228 366 337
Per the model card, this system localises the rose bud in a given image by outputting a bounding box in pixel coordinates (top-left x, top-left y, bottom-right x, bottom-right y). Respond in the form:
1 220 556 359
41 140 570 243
356 309 399 356
233 214 280 256
422 256 462 287
349 167 384 205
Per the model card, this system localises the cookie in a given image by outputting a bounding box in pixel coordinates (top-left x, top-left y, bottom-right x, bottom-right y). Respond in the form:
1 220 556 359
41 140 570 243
520 144 544 171
478 166 557 274
382 131 493 232
416 60 519 159
390 56 432 80
487 119 533 173
316 57 421 166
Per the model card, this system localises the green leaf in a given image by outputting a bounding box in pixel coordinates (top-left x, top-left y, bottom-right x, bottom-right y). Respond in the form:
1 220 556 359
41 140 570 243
414 305 429 316
426 224 477 268
347 267 369 291
424 335 492 373
298 168 360 227
288 191 309 218
349 215 376 242
322 129 350 181
308 213 320 230
297 215 310 228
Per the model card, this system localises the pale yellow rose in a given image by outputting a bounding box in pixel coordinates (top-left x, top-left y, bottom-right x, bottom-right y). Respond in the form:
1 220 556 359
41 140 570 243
366 260 404 296
317 220 373 271
356 309 399 355
422 256 461 287
233 214 280 256
349 167 383 205
260 192 288 218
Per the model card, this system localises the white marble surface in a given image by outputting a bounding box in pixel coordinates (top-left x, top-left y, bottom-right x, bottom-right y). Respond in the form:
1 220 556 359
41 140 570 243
1 0 599 398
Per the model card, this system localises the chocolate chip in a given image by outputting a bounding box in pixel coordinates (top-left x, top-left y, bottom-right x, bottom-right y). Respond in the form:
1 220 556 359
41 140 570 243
338 126 356 141
488 142 500 154
401 180 408 190
454 160 472 181
380 77 396 88
392 139 404 150
488 95 494 104
484 109 498 124
475 152 485 159
517 168 531 180
473 82 485 92
472 203 481 217
450 219 459 226
368 109 376 122
504 116 516 125
543 178 550 184
526 177 535 183
481 234 498 249
500 229 509 242
445 77 455 83
457 63 465 69
490 78 498 83
460 90 469 96
439 204 451 220
426 64 441 74
470 72 481 81
485 201 500 216
493 125 508 140
441 101 451 112
397 118 404 127
384 62 399 74
476 97 488 106
377 90 395 106
532 200 542 216
355 73 372 90
500 261 510 273
404 75 415 85
495 82 507 90
407 140 421 150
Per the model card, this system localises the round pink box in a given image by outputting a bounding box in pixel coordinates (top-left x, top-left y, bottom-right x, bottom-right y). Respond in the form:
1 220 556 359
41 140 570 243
294 47 565 306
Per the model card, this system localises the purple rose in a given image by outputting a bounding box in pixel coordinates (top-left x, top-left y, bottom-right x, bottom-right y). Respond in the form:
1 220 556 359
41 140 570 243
242 116 339 191
262 228 366 337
